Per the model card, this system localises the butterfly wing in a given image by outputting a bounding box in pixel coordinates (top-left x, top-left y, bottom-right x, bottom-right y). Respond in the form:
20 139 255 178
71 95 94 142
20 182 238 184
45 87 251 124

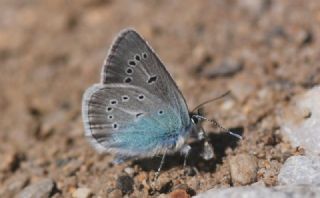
101 29 190 124
82 29 191 157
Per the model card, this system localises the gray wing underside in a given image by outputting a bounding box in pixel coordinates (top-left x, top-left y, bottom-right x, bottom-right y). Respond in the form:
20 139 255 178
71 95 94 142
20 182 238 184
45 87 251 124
82 29 190 155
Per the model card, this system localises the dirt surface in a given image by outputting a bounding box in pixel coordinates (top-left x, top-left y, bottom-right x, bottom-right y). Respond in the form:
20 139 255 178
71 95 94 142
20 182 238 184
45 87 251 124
0 0 319 197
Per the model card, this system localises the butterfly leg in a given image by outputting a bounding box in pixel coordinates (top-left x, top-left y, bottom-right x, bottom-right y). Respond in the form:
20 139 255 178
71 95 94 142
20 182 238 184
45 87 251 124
181 145 201 176
180 144 191 167
154 151 167 180
197 125 215 160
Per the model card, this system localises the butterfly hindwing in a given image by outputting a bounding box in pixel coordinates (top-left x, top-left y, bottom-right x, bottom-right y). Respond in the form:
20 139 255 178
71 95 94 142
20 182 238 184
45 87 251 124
82 84 187 157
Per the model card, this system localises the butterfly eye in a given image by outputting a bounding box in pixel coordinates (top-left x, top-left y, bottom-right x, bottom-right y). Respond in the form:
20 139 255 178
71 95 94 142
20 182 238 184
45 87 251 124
108 115 113 120
147 76 157 84
158 110 164 115
136 113 143 118
137 94 145 101
191 116 199 124
112 123 118 129
124 77 132 83
142 53 147 59
128 60 136 66
135 54 141 61
126 68 133 75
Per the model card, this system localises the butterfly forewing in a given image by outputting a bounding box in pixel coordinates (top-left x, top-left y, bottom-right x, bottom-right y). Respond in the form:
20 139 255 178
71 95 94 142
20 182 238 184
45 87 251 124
102 30 189 120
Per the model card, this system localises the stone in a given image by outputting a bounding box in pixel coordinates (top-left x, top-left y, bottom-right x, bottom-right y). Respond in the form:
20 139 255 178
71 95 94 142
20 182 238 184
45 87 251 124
72 187 92 198
2 173 29 195
278 155 320 185
108 189 122 198
237 0 271 15
279 86 320 155
124 167 135 177
297 30 313 47
192 45 210 68
37 111 66 140
229 154 258 185
0 151 22 172
200 58 243 79
228 76 256 103
169 189 190 198
17 178 56 198
116 175 134 195
62 160 81 176
194 185 320 198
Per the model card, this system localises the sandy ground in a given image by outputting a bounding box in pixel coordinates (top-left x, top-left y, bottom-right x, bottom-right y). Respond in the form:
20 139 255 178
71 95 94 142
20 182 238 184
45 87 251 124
0 0 319 197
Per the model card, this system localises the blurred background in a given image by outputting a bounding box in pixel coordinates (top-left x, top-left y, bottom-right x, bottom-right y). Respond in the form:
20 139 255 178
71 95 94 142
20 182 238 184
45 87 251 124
0 0 319 197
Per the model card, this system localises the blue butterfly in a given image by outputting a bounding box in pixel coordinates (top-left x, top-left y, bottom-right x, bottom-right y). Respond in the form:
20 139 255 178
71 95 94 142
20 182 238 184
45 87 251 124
82 29 241 174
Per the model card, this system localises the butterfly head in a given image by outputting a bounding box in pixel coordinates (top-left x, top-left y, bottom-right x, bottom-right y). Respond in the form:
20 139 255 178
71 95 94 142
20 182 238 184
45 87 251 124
189 112 201 125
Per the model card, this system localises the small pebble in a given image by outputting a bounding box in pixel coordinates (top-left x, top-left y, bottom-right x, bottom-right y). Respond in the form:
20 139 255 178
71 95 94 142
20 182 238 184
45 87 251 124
6 173 29 193
228 77 255 103
192 44 210 66
36 111 66 140
158 194 168 198
108 189 122 198
116 175 134 194
238 0 271 14
298 30 313 47
63 160 81 176
200 58 243 79
124 167 135 176
220 99 235 111
17 178 56 198
136 171 148 183
72 187 92 198
0 173 29 197
229 154 258 185
169 189 190 198
265 26 287 45
0 151 22 172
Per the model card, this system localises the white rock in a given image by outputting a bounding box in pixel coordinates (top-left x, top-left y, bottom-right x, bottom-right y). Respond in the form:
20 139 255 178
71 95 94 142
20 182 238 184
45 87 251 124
72 187 92 198
237 0 270 14
193 185 320 198
124 167 135 176
278 155 320 185
280 86 320 155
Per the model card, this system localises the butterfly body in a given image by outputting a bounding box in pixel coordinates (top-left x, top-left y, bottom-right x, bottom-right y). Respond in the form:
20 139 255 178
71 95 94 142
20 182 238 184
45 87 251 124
82 29 197 161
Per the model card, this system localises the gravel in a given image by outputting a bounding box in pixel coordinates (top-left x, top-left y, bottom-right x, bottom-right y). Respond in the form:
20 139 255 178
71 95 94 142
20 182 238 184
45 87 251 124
17 178 56 198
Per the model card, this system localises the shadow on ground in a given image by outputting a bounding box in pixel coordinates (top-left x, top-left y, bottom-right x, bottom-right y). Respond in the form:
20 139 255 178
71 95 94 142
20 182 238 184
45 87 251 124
133 127 244 173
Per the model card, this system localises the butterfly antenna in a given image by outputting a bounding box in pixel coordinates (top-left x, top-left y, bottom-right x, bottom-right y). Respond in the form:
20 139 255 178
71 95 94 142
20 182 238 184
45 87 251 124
192 114 242 139
191 91 231 113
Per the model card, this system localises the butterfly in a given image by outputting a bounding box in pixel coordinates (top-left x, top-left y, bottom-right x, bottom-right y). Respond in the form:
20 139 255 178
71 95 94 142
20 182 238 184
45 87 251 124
82 29 241 173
